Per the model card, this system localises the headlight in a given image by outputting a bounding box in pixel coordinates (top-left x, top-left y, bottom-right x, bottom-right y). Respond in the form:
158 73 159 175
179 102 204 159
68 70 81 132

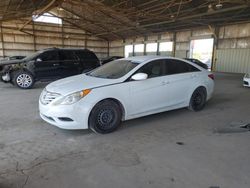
60 89 91 105
245 73 250 78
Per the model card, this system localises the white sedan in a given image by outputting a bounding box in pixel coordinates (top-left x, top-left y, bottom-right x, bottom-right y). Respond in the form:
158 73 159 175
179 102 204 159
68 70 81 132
243 73 250 87
39 56 214 134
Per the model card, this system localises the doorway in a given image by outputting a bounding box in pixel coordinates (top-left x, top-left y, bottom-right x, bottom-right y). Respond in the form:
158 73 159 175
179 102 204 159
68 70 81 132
190 38 214 70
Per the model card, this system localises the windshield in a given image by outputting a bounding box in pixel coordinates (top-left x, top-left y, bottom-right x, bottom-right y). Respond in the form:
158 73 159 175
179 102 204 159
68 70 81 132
23 51 43 61
88 60 139 79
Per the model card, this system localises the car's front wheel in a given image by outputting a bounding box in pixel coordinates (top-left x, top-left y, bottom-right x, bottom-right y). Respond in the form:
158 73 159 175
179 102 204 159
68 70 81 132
189 87 207 111
13 70 35 89
89 100 122 134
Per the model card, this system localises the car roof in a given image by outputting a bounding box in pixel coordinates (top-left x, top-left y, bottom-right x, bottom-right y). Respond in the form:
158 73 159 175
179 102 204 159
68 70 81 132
122 56 186 63
43 48 92 52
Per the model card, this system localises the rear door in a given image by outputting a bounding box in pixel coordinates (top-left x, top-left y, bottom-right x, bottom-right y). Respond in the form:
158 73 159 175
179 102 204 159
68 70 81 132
59 50 80 77
162 59 201 106
34 50 61 80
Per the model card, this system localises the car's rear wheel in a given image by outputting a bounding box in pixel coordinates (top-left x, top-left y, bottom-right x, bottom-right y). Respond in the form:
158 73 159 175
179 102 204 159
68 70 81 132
89 100 122 134
13 70 34 89
189 87 207 111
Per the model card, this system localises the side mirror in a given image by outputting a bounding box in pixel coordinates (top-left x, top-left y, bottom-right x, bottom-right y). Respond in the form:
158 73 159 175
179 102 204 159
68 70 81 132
36 58 42 62
131 73 148 81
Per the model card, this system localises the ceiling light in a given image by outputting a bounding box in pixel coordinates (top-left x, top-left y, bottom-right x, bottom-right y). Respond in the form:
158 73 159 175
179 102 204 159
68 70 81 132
215 3 223 9
216 0 223 9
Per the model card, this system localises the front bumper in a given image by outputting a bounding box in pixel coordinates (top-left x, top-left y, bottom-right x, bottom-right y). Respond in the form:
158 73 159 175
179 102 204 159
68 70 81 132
0 72 11 83
243 77 250 87
39 100 92 130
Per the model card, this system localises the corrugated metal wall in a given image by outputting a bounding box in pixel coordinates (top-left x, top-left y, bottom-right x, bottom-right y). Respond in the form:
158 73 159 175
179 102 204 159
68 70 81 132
0 21 109 59
175 50 187 58
215 23 250 73
110 22 250 74
216 49 250 73
1 19 250 74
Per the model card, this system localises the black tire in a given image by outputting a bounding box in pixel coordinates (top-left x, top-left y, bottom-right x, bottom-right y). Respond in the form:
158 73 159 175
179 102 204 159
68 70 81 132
89 100 122 134
189 87 207 111
12 70 35 89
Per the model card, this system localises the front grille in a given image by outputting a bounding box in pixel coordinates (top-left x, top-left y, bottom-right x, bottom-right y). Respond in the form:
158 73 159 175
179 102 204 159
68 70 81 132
40 89 61 105
244 81 249 86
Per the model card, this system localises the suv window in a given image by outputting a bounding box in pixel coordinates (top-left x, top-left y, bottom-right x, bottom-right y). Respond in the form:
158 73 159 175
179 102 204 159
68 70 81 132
59 50 77 60
75 50 97 60
74 50 86 60
136 60 164 78
39 50 59 61
165 60 199 75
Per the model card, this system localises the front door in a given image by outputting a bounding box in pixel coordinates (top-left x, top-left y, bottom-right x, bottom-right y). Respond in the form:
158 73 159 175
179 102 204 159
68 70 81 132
34 50 61 80
128 59 168 116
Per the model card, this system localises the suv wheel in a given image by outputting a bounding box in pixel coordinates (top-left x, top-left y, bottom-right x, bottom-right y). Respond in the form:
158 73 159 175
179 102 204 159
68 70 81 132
89 100 122 134
13 70 34 89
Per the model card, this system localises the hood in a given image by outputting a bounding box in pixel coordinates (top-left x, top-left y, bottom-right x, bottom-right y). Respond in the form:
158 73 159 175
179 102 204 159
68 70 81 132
0 59 24 65
46 74 121 95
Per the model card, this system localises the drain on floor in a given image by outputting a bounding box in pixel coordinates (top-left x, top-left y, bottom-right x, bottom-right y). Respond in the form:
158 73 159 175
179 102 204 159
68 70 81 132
215 121 250 134
176 142 184 145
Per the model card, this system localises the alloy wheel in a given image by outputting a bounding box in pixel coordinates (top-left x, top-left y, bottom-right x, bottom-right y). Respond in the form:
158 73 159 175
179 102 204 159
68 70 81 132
16 74 33 88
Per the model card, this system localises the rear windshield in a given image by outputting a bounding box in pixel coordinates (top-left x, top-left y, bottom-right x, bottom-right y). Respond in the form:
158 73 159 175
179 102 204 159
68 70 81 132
88 60 139 79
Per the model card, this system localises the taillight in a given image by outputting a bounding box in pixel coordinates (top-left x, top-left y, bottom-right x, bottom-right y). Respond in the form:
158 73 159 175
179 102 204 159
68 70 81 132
208 74 214 80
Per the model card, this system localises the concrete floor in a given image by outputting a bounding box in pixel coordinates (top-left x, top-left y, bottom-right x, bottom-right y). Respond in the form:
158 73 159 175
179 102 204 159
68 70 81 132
0 73 249 188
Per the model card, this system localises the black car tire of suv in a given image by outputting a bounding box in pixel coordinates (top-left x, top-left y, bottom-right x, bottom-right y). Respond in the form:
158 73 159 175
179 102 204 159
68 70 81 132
12 70 35 89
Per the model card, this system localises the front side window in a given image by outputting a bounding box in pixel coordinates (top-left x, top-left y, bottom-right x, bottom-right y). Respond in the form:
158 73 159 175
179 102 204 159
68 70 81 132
88 60 139 79
136 60 164 78
23 51 43 61
39 51 59 61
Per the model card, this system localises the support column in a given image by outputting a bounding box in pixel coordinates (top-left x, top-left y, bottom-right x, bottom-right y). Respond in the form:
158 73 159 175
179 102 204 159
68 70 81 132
212 26 219 71
107 41 110 57
84 32 88 48
61 22 64 48
157 34 161 55
0 23 5 57
32 21 37 51
143 36 147 55
172 32 176 57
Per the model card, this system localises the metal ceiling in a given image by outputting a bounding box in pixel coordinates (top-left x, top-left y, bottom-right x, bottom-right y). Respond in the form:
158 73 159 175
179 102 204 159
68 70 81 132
0 0 250 40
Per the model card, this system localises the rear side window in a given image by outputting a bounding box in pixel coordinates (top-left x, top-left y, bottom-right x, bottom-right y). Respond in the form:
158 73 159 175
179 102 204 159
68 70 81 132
165 60 199 75
75 50 99 67
75 50 100 68
59 50 77 60
75 50 97 61
74 50 86 60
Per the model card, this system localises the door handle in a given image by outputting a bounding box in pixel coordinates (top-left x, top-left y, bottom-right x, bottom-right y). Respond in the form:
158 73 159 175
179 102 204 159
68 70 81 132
74 62 80 65
53 63 60 66
191 74 197 78
162 81 170 85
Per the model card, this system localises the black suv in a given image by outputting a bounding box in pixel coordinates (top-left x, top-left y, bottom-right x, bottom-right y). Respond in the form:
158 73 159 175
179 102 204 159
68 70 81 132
0 48 100 89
